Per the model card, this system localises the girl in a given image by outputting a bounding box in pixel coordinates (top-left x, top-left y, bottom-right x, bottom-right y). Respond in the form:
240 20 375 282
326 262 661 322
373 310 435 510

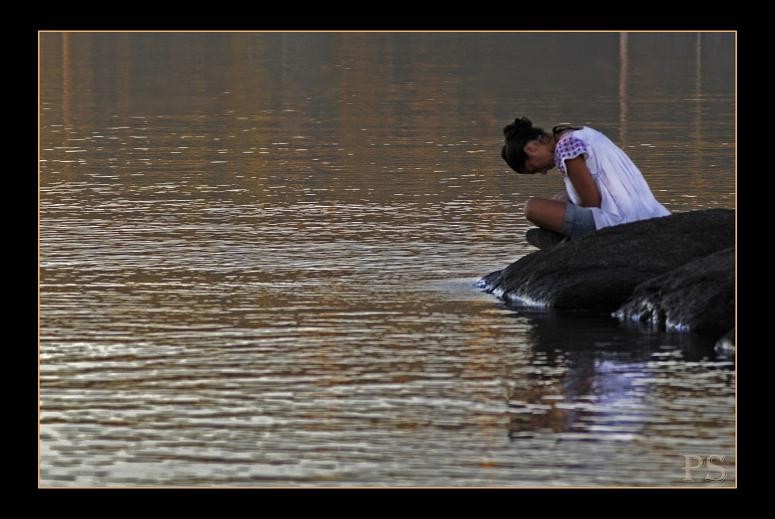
501 117 671 239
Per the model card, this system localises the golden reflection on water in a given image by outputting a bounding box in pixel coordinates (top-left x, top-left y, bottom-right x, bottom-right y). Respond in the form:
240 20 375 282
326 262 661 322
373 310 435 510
40 32 735 487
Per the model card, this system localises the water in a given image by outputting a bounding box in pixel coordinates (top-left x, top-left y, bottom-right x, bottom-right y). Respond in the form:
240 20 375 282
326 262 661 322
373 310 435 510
39 32 736 487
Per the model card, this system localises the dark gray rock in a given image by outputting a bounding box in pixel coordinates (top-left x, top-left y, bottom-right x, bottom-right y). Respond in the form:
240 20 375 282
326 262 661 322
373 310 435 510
715 328 735 355
613 248 734 333
475 269 503 291
479 209 734 312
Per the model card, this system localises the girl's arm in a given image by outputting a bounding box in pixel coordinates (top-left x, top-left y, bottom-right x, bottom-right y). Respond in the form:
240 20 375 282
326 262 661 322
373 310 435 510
565 157 601 208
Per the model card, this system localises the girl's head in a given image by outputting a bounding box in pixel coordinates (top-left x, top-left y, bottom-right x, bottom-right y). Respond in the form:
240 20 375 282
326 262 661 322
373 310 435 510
500 117 557 175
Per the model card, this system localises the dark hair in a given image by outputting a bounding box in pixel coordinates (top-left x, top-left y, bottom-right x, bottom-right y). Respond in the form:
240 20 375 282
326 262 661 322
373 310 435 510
501 117 581 174
501 117 545 173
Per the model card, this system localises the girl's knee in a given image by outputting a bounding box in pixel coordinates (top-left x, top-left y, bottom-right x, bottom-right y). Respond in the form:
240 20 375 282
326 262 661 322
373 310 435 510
524 197 538 221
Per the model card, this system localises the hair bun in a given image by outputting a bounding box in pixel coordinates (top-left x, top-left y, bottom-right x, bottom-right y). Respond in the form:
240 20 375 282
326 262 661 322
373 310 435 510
503 116 533 140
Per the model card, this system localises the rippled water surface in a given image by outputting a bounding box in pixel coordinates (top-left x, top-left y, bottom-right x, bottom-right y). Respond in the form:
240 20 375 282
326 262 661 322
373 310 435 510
39 32 736 486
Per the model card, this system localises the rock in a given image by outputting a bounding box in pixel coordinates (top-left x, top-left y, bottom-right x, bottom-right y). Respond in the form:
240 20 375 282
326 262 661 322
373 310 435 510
714 328 735 355
475 269 503 291
478 209 734 311
613 248 734 333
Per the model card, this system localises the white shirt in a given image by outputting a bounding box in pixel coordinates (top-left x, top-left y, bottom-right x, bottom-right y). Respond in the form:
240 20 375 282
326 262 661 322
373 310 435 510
554 127 671 229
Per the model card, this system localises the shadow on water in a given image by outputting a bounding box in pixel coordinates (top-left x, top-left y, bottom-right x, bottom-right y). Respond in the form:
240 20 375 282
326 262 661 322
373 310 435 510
509 305 723 359
496 304 731 440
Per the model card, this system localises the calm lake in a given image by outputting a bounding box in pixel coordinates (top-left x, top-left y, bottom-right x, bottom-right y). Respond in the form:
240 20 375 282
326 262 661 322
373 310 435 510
39 32 736 487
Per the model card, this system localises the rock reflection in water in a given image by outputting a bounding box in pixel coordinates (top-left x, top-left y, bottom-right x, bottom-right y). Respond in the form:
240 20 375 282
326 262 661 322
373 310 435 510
499 307 728 442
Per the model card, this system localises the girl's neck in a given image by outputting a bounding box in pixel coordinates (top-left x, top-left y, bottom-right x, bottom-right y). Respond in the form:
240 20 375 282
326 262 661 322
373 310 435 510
549 133 561 152
551 128 575 149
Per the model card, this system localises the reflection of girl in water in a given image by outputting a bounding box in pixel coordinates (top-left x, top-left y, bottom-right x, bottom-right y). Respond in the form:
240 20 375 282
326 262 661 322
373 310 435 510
506 352 652 439
500 117 671 239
